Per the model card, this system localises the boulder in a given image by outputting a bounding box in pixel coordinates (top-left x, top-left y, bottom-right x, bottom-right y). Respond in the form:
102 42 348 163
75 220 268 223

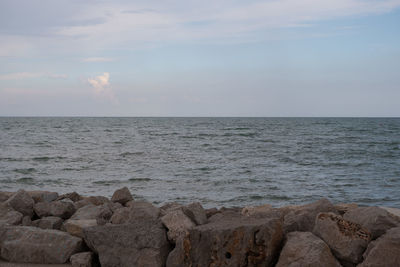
276 231 341 267
182 202 208 225
70 252 94 267
27 191 59 203
160 202 183 216
32 216 63 230
84 219 171 267
343 206 400 239
0 226 83 264
360 227 400 267
313 212 370 266
335 203 358 215
64 219 97 238
111 201 160 224
284 198 337 233
34 200 76 219
74 196 110 210
111 187 133 205
379 206 400 220
241 204 272 217
166 211 283 267
161 209 196 242
0 192 13 202
57 192 83 202
5 189 34 217
0 203 23 225
205 207 219 218
21 216 32 226
71 205 102 220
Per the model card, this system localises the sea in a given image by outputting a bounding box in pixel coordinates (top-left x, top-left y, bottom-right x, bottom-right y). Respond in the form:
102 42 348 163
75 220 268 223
0 117 399 208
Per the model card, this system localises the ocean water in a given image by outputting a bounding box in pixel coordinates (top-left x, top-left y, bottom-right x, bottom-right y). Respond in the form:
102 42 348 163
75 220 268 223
0 117 399 208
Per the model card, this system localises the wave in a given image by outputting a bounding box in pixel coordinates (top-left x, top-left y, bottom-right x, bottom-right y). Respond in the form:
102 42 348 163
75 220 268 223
13 168 36 174
129 177 151 182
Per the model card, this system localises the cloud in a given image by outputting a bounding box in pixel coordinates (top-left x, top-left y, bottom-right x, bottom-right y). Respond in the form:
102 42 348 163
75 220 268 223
0 72 68 80
87 72 118 103
82 57 115 62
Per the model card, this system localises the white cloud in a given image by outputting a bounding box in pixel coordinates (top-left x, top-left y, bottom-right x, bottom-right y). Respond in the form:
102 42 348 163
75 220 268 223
0 72 68 80
82 57 115 62
87 72 118 103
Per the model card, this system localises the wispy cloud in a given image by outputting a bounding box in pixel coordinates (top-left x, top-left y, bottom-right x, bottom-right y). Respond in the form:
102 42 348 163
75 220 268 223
87 72 118 103
0 72 68 80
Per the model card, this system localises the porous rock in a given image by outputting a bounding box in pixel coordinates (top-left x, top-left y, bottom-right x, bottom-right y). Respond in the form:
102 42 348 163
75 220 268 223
5 189 34 217
313 212 370 266
276 231 341 267
34 200 76 219
111 187 133 205
0 226 83 264
343 206 400 239
161 209 195 242
70 251 94 267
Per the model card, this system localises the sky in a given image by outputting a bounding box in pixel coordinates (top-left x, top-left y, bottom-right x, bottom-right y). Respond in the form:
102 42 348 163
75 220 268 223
0 0 399 117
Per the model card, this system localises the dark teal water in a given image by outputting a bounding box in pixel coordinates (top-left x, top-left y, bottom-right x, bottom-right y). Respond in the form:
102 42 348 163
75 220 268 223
0 117 399 208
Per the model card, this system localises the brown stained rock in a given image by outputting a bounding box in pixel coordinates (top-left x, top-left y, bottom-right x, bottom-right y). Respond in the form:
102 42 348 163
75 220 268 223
111 187 133 205
70 252 94 267
284 198 338 233
205 208 219 218
241 204 273 217
161 209 196 242
64 219 97 238
0 226 83 264
335 203 358 215
5 189 34 217
27 191 59 203
182 202 208 225
359 227 400 267
0 203 23 225
111 201 160 224
57 192 83 202
34 200 76 219
343 206 400 239
166 211 283 267
32 216 63 230
313 212 371 266
276 231 341 267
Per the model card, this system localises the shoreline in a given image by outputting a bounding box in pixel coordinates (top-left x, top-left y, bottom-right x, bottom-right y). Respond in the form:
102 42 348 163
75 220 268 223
0 187 399 266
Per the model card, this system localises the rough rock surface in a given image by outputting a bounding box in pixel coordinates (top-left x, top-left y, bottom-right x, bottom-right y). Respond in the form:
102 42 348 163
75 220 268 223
27 191 59 203
313 212 370 266
359 227 400 267
284 198 337 233
70 252 94 267
71 205 102 220
84 219 171 267
0 192 13 202
57 192 83 202
64 219 98 238
343 206 400 239
276 231 341 267
0 203 23 225
5 190 34 217
182 202 208 225
34 200 76 219
0 226 83 264
241 204 273 217
32 216 63 230
161 209 196 242
335 203 358 215
166 211 283 267
111 201 160 224
111 187 133 205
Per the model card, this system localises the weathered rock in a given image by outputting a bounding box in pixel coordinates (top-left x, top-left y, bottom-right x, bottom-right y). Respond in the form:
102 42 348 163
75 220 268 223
75 196 110 210
160 202 183 216
379 206 400 220
57 192 83 202
34 200 76 219
0 226 83 264
284 198 337 233
111 201 160 224
166 211 283 267
161 209 195 242
71 205 102 220
335 203 358 215
33 216 63 230
64 219 97 238
205 207 219 218
0 203 23 226
276 231 341 267
70 252 94 267
5 189 34 217
344 206 400 239
359 227 400 267
0 259 72 266
28 191 59 203
182 202 208 225
84 219 171 267
313 212 370 266
111 187 133 205
241 204 273 217
0 192 13 202
21 216 32 226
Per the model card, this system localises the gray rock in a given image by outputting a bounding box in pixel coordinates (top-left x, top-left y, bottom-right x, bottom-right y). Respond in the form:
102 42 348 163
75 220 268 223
33 216 63 230
182 202 208 225
84 219 171 267
276 231 341 267
313 212 370 266
0 226 83 264
0 192 13 202
284 198 337 233
166 211 283 267
64 219 97 238
111 201 160 224
0 259 72 266
359 227 400 267
205 207 219 218
111 187 133 205
335 203 358 215
0 203 23 225
241 204 273 217
160 202 183 216
74 196 110 210
27 191 59 203
344 206 400 239
21 216 32 226
34 200 76 219
5 189 34 217
71 205 102 220
161 209 195 242
70 252 94 267
57 192 83 202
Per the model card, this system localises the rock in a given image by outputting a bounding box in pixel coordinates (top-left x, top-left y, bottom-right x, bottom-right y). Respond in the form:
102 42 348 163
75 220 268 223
84 219 171 267
0 259 72 266
0 203 23 225
75 196 110 210
21 216 32 226
160 202 183 216
111 187 133 205
161 209 195 242
182 202 208 225
241 204 273 217
335 203 358 215
313 212 371 266
27 191 59 203
57 192 83 202
0 192 13 202
71 205 102 220
5 189 34 217
284 198 337 233
276 231 341 267
379 206 400 220
34 200 76 219
33 216 63 230
344 206 400 239
360 227 400 267
64 219 97 238
205 207 219 218
167 211 283 267
70 252 94 267
0 226 83 264
111 201 160 224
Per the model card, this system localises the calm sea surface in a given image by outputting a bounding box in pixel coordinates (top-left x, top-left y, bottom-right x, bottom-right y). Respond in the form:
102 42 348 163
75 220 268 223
0 117 399 208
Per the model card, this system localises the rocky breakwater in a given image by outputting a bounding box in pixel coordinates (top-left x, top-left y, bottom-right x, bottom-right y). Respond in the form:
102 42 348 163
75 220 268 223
1 189 400 267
